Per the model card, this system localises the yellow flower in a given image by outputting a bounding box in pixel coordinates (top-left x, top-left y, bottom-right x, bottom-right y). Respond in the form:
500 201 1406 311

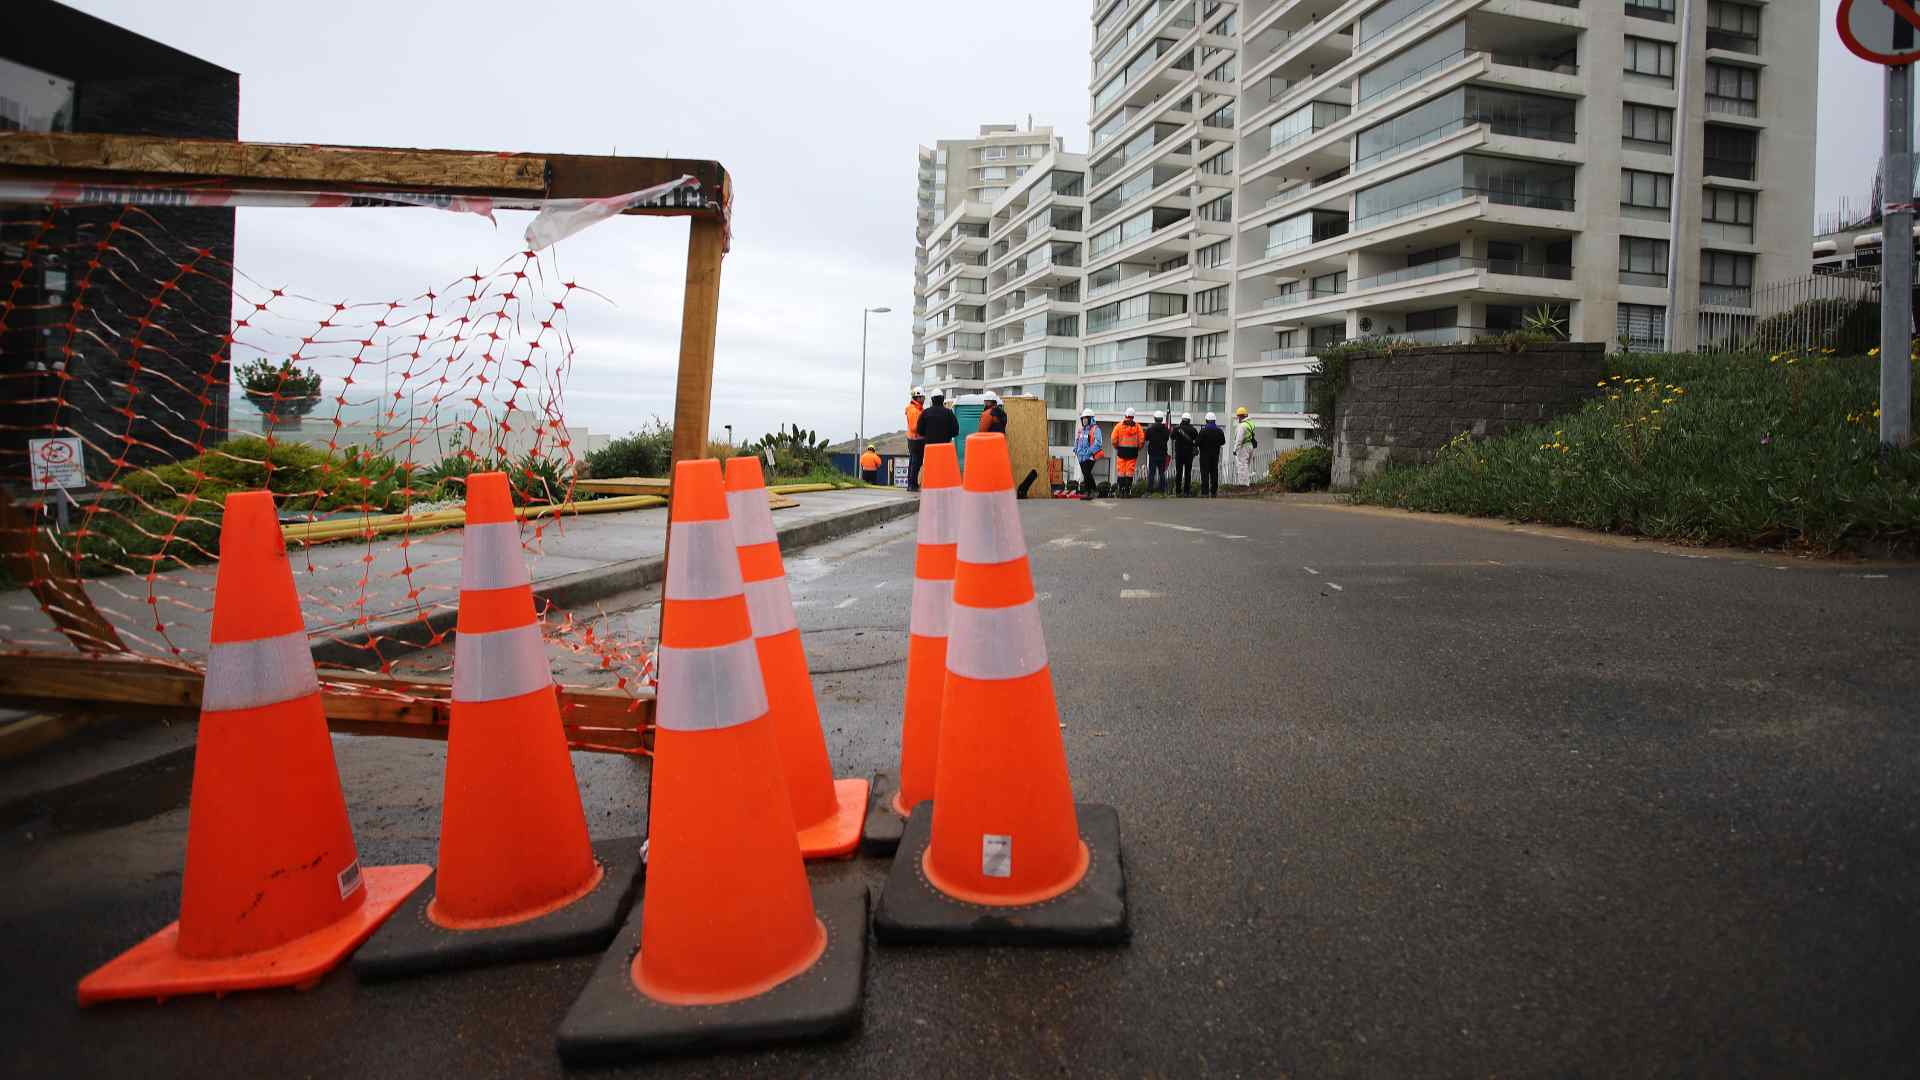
1869 347 1882 358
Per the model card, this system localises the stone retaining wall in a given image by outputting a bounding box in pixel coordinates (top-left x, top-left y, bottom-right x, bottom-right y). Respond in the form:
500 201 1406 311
1331 343 1608 487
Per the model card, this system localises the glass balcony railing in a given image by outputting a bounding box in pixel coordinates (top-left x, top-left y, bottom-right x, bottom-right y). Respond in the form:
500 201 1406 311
1706 28 1760 54
1348 256 1573 293
1260 345 1314 362
1354 116 1576 173
1705 94 1759 118
1261 287 1345 309
1259 397 1309 413
1349 187 1574 233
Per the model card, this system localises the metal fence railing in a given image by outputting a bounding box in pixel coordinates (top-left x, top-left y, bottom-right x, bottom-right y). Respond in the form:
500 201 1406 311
1691 268 1886 355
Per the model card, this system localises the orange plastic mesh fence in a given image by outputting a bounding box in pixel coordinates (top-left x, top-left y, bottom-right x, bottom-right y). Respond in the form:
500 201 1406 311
0 201 653 737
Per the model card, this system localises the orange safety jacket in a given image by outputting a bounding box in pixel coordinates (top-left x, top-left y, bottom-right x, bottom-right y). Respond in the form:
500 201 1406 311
859 451 882 472
1111 421 1146 476
906 400 925 439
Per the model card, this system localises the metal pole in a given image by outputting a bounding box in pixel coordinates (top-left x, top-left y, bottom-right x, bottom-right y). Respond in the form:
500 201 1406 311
859 308 869 449
1663 0 1696 353
1884 57 1914 448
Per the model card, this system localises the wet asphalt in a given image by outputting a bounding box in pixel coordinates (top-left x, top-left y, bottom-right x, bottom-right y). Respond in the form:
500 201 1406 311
3 494 1919 1078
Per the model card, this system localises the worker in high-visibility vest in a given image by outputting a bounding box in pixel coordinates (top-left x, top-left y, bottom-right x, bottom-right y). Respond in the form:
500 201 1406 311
859 444 883 485
1233 406 1258 487
905 387 926 490
978 389 1008 435
1072 408 1105 499
1110 408 1147 498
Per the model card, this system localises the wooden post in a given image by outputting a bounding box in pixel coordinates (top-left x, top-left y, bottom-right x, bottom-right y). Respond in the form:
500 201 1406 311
670 216 728 470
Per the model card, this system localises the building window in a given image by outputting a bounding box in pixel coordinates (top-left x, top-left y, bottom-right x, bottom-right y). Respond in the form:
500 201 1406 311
1192 379 1227 407
1200 148 1234 175
1626 0 1676 23
1196 239 1231 269
1704 188 1755 226
1046 384 1077 410
1623 103 1674 149
1207 54 1237 83
1701 249 1754 289
1048 419 1074 445
1617 303 1667 349
1705 62 1760 117
1707 1 1761 53
1619 236 1670 286
1194 285 1228 315
1203 100 1235 129
1703 125 1758 180
1624 37 1675 80
1621 169 1673 210
1193 332 1227 361
1198 193 1234 222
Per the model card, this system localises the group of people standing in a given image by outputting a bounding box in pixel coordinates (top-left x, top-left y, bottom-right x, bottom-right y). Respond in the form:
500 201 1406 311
902 386 1005 490
1073 406 1258 499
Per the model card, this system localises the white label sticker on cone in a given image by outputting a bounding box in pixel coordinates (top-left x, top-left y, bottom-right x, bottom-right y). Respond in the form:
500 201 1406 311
337 859 363 899
982 834 1012 878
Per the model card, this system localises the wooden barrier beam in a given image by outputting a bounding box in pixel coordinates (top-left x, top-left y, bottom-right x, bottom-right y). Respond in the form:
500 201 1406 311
0 653 652 755
0 133 729 220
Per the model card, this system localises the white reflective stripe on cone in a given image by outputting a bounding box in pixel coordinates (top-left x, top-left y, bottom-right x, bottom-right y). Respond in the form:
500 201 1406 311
909 577 952 638
725 489 778 547
665 520 746 600
945 599 1047 681
452 623 552 703
203 630 321 712
654 638 768 732
743 577 800 638
459 521 531 593
955 487 1024 565
917 487 960 546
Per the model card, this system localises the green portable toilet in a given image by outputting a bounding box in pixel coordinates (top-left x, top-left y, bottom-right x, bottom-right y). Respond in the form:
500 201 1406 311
953 393 986 472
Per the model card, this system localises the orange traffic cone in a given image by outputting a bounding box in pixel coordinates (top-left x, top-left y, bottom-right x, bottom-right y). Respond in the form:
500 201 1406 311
353 472 642 980
873 433 1129 945
77 492 430 1005
863 441 959 855
723 455 867 858
557 458 866 1062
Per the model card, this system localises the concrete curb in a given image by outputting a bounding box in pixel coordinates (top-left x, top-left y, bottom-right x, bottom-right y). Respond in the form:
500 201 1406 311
310 495 919 667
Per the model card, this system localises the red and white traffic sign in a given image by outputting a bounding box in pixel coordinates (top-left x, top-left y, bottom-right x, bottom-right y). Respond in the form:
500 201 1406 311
28 436 85 491
1839 0 1920 66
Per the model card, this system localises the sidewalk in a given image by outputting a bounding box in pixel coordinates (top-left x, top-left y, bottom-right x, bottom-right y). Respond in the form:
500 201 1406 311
0 487 918 666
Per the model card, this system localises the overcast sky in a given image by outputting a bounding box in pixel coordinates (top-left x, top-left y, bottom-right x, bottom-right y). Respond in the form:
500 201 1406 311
62 0 1892 445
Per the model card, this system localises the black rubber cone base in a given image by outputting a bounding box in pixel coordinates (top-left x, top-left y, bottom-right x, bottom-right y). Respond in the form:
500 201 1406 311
860 771 912 856
873 802 1130 946
352 836 643 982
556 878 869 1065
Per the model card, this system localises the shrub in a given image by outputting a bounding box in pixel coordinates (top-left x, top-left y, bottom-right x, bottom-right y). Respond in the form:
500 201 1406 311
583 418 674 479
1350 350 1920 551
1272 445 1333 492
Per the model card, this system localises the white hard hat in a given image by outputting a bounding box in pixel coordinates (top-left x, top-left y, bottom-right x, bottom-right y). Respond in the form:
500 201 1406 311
1123 407 1135 418
912 386 925 397
1081 408 1095 418
1153 410 1165 421
983 390 999 403
1181 412 1192 422
1204 411 1217 422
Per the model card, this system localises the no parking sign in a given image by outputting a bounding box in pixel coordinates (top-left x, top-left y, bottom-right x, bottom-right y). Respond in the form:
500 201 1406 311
27 437 85 491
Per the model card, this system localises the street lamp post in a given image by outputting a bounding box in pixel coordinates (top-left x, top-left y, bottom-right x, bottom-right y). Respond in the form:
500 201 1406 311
860 306 891 448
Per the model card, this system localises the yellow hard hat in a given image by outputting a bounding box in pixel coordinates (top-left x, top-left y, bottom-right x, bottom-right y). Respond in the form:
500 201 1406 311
1235 406 1249 417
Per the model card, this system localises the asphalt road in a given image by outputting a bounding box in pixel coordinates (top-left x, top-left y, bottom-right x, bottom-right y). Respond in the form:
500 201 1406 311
5 495 1919 1078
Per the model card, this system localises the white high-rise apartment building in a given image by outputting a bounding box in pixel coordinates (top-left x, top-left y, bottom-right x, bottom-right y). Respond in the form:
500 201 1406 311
1072 0 1815 463
914 125 1066 385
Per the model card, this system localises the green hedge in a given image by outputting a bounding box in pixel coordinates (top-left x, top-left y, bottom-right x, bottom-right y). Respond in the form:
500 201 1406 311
1349 350 1920 551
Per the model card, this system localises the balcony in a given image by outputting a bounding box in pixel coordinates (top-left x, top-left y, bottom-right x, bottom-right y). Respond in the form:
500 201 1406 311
1349 187 1574 234
1256 101 1352 163
1348 256 1573 293
1259 345 1314 362
1701 284 1752 307
1259 396 1309 413
1706 28 1760 55
1706 94 1759 119
1704 156 1756 181
1261 286 1346 310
